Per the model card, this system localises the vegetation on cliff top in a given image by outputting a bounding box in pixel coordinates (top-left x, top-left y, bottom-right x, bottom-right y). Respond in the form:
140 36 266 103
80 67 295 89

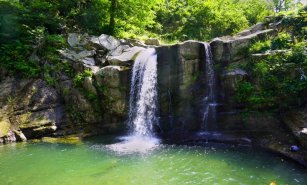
234 6 307 111
0 0 306 112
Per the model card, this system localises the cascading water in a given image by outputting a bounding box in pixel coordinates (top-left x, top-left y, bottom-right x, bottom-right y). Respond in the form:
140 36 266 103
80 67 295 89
128 48 158 136
106 48 160 154
201 43 217 131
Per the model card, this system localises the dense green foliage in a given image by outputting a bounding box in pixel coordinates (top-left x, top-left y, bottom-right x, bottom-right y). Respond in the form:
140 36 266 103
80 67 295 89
0 0 277 78
0 0 305 114
235 7 307 111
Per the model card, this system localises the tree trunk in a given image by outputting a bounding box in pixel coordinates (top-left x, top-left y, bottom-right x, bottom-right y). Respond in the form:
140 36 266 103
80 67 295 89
109 0 117 35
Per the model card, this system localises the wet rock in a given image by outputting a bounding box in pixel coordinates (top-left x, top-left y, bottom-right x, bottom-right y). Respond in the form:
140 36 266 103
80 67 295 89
2 130 16 143
156 41 205 132
13 130 27 142
14 107 61 139
0 118 10 138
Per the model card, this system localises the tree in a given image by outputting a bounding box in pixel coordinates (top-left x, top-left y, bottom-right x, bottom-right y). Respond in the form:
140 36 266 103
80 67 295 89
109 0 117 35
272 0 293 12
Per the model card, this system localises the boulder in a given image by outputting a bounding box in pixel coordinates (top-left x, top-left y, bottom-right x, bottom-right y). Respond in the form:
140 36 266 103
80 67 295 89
67 33 90 48
59 49 96 61
145 38 160 46
94 66 130 88
13 130 27 142
94 66 130 128
127 39 147 47
90 34 121 50
81 57 96 66
1 130 16 143
210 29 275 64
107 46 145 66
108 44 130 56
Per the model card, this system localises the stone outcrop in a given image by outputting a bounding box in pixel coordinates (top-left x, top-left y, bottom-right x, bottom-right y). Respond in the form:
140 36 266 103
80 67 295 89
156 41 206 131
0 78 65 143
210 29 275 64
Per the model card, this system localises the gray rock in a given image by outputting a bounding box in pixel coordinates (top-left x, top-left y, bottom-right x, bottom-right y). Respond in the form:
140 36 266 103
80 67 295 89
81 57 96 66
127 39 147 47
16 107 61 139
0 78 32 107
107 46 145 66
94 65 130 120
178 40 203 60
108 44 130 56
68 33 90 47
90 34 121 50
236 23 265 37
14 79 61 112
94 66 130 88
2 130 16 143
145 38 160 46
210 29 275 63
13 130 27 142
59 49 96 61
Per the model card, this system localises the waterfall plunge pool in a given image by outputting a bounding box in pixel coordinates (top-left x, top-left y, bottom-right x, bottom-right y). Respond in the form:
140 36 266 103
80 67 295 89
0 135 307 185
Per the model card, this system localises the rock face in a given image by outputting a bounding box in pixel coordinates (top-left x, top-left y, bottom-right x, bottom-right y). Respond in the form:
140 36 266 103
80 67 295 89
156 41 206 132
0 78 65 142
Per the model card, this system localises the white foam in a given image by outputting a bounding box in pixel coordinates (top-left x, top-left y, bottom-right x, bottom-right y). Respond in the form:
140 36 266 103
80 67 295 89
105 135 160 155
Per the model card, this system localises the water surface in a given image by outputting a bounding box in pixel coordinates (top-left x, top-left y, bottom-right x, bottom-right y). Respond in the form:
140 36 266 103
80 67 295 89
0 136 306 185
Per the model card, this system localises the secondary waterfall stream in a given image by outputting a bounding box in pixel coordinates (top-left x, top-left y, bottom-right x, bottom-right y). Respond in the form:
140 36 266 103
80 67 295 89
201 43 217 131
106 48 160 154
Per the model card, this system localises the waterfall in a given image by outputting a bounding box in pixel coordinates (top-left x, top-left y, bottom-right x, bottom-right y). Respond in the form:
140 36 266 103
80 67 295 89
128 48 158 136
201 43 217 130
105 48 159 154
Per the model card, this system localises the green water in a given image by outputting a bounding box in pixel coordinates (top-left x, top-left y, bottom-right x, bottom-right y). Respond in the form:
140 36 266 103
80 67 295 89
0 136 306 185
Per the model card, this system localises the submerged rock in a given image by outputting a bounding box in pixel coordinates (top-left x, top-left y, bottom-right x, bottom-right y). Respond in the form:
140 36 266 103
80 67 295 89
41 136 81 144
